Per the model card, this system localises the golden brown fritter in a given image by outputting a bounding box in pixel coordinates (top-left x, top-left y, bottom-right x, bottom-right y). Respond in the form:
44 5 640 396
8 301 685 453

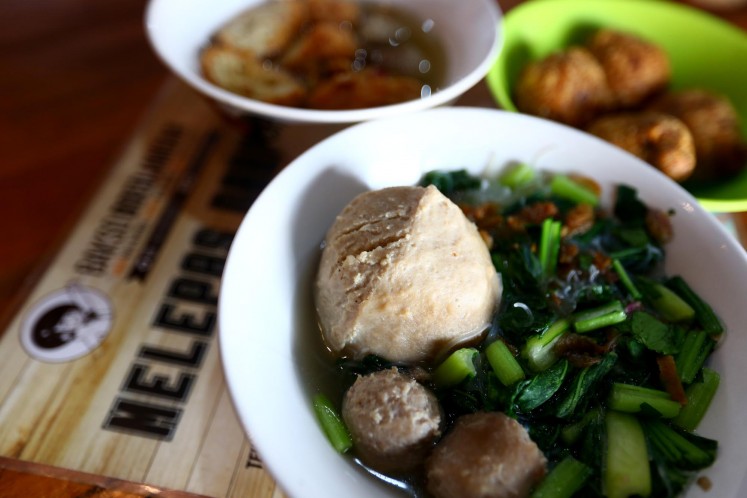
649 89 747 180
586 111 696 182
587 29 671 109
514 46 613 127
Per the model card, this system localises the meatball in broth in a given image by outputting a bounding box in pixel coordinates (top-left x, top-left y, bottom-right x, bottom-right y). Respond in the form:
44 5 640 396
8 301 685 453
342 367 441 473
314 185 502 364
426 412 547 498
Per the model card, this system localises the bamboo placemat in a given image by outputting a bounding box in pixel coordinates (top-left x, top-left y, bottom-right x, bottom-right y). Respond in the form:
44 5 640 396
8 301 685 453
0 78 745 498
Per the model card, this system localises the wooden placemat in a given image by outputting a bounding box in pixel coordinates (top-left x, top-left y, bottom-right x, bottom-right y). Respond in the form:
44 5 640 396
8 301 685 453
0 78 745 498
0 79 347 497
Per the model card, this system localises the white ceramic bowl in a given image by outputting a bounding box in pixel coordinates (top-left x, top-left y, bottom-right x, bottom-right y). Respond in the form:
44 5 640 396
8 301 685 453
219 108 747 498
145 0 502 124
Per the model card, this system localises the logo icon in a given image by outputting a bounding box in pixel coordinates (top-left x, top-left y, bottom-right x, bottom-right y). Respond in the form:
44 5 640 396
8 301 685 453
20 283 114 362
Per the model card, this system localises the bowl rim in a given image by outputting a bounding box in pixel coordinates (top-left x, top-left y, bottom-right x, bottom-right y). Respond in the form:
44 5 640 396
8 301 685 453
144 0 504 124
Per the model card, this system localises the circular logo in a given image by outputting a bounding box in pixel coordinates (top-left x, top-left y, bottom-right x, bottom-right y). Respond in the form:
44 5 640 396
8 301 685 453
20 283 114 362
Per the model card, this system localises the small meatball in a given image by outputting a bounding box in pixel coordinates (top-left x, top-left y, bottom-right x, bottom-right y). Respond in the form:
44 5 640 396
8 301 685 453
586 111 696 182
514 46 613 127
649 89 747 180
426 412 547 498
315 185 501 363
586 29 670 109
342 368 441 473
307 69 423 110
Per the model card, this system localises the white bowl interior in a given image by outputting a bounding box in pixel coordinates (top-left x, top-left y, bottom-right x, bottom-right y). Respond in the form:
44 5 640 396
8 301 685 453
145 0 502 123
219 108 747 497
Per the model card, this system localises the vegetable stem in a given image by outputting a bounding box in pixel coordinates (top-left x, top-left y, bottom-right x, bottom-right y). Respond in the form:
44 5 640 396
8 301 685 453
499 162 536 188
550 174 599 206
667 276 723 334
485 340 525 386
649 282 695 322
673 367 720 432
604 411 651 498
531 456 593 498
573 300 627 333
612 258 642 299
432 348 478 388
313 393 352 454
608 383 682 418
539 218 562 278
675 330 714 384
522 318 570 372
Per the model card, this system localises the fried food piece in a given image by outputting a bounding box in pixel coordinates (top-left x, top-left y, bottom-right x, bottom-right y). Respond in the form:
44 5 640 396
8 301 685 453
649 89 747 179
587 29 670 109
514 47 613 127
307 68 422 109
586 111 696 182
200 45 307 106
306 0 360 24
212 1 308 58
280 21 358 81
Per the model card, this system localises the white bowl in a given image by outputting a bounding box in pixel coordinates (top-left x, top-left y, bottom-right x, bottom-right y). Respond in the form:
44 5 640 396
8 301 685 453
219 107 747 498
145 0 502 124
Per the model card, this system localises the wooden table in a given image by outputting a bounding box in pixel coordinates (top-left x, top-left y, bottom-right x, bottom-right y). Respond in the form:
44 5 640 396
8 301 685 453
1 0 746 495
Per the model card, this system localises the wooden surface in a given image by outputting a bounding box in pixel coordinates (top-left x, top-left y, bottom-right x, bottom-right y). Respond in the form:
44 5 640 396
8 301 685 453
1 0 747 495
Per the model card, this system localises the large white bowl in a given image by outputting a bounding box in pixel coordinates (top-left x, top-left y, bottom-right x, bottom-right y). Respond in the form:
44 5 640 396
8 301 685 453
219 108 747 498
145 0 502 124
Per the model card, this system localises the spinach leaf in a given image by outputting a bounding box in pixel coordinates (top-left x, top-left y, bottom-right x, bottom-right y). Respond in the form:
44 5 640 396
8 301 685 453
555 353 617 419
630 311 682 355
515 359 570 412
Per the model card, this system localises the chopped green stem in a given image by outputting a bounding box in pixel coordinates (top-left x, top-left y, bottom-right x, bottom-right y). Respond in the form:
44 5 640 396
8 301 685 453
531 456 593 498
667 276 723 334
499 162 536 188
432 348 478 388
550 174 599 206
573 300 627 333
313 393 352 454
539 218 562 278
673 367 720 432
486 340 525 386
522 318 570 372
675 330 714 384
612 258 642 299
643 419 717 470
604 411 651 498
650 282 695 322
608 383 682 418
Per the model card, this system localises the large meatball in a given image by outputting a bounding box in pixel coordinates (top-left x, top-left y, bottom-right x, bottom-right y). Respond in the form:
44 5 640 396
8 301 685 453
425 412 547 498
514 46 613 127
586 111 696 182
649 89 747 180
342 367 442 473
586 29 670 109
314 185 501 364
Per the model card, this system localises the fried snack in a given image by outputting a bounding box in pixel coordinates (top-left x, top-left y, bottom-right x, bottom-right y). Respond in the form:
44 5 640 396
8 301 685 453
649 89 747 179
514 47 613 127
308 68 422 110
307 0 360 24
200 45 307 106
586 111 696 182
587 29 670 109
211 1 308 58
280 21 358 83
